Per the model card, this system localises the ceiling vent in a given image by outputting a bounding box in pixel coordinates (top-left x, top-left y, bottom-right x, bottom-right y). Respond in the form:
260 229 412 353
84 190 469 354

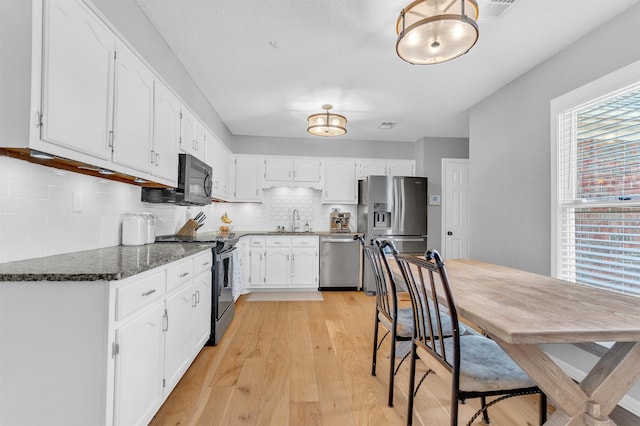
477 0 520 20
378 122 397 129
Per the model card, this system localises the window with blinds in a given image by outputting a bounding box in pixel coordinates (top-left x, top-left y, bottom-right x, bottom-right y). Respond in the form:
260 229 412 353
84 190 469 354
556 84 640 296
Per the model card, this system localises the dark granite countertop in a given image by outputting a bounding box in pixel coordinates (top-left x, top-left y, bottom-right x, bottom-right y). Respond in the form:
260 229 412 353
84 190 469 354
0 242 215 282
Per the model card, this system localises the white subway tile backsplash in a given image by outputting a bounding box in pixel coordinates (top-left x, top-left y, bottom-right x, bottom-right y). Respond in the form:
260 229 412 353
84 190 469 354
0 155 357 264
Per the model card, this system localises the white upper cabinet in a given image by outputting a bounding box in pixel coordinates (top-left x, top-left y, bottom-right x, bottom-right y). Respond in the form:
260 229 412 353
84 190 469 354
263 157 322 188
323 159 358 204
357 159 415 179
293 158 322 182
357 159 387 179
111 42 154 174
40 0 115 161
233 155 263 202
264 157 292 182
180 108 206 162
387 159 415 176
207 133 230 200
152 81 180 185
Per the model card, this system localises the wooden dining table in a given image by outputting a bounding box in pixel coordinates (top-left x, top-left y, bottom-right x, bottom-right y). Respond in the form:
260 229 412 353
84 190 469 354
439 259 640 426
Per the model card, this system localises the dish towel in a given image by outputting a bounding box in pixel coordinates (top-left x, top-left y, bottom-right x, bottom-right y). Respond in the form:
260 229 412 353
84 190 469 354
232 250 243 301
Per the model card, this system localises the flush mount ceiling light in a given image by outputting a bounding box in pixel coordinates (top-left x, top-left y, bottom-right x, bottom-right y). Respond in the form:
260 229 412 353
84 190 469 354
396 0 479 65
307 104 347 137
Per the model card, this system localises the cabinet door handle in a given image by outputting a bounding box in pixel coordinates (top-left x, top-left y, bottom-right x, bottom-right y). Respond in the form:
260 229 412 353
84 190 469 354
141 289 156 297
155 152 160 164
291 254 295 276
150 150 156 164
195 290 200 304
179 272 190 278
192 293 197 308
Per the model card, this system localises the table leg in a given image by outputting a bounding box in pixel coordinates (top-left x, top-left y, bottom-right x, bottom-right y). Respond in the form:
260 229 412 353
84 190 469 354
495 340 640 426
580 342 640 415
496 342 586 424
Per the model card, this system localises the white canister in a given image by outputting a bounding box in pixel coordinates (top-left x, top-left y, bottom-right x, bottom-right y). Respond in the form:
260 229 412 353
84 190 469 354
140 212 156 244
122 213 146 246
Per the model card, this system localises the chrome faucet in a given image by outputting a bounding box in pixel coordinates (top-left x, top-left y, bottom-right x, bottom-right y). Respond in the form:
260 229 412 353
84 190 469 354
291 208 301 232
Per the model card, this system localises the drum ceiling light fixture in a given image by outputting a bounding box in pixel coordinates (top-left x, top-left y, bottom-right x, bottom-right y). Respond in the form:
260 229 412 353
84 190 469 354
396 0 479 65
307 104 347 137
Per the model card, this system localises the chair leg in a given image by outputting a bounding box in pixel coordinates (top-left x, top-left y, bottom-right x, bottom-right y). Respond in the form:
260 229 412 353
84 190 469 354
388 331 397 407
372 313 379 377
407 342 417 426
539 393 547 425
450 389 459 426
481 396 490 424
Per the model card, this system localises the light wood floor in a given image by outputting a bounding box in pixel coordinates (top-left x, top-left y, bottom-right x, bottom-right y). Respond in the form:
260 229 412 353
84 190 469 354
149 291 545 426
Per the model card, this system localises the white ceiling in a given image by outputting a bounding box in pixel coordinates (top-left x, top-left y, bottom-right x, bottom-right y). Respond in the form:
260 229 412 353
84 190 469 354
133 0 639 142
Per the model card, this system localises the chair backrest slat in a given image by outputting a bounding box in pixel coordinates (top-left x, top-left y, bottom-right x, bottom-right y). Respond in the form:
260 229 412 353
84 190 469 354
387 247 462 373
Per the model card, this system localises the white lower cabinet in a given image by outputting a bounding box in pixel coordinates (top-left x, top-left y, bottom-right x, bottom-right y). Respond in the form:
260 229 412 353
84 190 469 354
0 248 213 426
265 247 291 287
291 247 318 287
242 235 319 289
112 249 212 426
113 302 165 426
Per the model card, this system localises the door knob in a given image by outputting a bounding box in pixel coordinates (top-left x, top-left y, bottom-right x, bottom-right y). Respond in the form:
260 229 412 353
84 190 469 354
447 231 453 236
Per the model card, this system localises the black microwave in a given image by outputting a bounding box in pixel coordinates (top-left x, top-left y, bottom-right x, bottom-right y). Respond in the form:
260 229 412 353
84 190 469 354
141 154 212 205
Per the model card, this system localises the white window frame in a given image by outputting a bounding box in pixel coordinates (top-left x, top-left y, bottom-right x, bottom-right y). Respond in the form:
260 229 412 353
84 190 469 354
551 60 640 286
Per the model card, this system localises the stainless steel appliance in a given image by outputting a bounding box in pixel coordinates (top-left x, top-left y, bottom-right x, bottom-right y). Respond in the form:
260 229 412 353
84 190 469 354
141 154 212 205
329 210 351 232
155 232 238 345
319 235 361 290
358 175 428 293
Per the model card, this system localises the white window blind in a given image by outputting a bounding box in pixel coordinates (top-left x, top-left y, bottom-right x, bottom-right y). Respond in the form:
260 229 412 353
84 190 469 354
557 84 640 296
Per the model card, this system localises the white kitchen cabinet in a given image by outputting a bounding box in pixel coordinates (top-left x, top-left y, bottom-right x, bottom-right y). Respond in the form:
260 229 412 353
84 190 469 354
191 251 213 348
264 157 292 181
152 81 181 184
208 133 230 200
357 159 416 179
249 248 266 287
357 159 387 179
40 0 115 161
263 157 322 188
323 159 358 204
291 248 319 287
265 248 291 287
233 155 263 202
180 107 206 162
387 159 415 176
248 237 266 287
293 158 322 182
113 302 165 426
245 235 319 289
163 282 194 397
0 249 213 426
111 42 154 174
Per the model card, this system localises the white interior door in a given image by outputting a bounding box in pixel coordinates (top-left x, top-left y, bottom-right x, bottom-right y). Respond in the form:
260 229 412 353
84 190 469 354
442 159 471 259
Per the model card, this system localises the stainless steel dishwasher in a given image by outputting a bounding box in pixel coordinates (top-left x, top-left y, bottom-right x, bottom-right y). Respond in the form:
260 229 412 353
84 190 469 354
319 235 361 290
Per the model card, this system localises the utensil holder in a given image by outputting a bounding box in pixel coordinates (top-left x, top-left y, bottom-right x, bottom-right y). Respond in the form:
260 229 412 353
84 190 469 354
176 219 199 236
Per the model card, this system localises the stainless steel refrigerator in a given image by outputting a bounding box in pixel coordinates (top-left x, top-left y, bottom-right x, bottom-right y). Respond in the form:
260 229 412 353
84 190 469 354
357 175 428 293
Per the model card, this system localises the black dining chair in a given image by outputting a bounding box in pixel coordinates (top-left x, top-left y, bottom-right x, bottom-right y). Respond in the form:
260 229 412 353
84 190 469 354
388 246 547 426
355 235 413 407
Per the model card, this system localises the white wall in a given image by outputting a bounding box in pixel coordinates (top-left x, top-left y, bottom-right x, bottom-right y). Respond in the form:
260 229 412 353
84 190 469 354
469 3 640 274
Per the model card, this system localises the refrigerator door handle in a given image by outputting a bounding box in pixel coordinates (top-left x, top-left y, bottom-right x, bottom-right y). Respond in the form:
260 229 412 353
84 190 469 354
383 237 428 242
393 178 401 232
